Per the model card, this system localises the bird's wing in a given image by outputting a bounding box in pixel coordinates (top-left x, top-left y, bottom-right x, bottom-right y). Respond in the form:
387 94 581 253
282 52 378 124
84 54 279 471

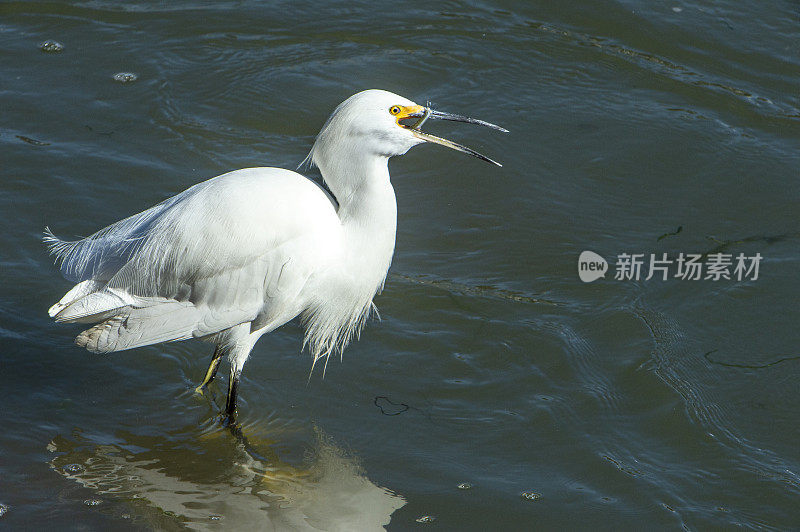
46 167 341 352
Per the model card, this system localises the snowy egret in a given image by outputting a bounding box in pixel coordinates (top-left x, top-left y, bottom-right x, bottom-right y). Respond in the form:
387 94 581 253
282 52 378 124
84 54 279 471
45 89 506 422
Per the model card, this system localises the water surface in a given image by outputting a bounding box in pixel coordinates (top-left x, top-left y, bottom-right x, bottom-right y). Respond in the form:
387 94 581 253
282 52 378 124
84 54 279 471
1 0 799 529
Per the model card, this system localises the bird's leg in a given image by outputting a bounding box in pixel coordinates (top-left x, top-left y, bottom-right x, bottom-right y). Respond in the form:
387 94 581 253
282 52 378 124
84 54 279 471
194 345 224 394
219 328 252 426
223 366 241 425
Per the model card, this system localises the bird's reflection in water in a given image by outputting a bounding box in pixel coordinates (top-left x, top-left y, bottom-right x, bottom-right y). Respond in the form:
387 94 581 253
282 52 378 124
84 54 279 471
48 422 404 530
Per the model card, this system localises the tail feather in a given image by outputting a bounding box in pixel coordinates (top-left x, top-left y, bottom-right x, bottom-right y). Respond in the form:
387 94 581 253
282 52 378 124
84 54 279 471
48 279 103 318
51 280 208 353
76 301 201 353
53 288 136 323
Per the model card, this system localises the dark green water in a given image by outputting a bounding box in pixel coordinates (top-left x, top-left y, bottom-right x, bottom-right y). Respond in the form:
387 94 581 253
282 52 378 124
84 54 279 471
1 1 799 529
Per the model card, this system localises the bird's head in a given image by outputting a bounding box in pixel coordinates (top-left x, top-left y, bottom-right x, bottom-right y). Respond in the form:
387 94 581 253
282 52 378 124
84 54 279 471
306 89 507 174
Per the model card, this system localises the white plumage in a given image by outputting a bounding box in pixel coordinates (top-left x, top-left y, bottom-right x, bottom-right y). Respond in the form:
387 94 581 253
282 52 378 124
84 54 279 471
46 89 504 421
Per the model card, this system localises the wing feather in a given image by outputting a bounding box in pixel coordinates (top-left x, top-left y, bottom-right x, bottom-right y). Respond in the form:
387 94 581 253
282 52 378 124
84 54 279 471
46 168 340 351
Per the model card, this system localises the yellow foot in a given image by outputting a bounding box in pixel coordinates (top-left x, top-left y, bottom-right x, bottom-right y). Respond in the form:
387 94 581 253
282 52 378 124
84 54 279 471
195 346 223 395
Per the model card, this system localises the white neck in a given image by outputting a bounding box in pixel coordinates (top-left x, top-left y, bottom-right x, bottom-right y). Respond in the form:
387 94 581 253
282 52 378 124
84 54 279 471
320 154 397 289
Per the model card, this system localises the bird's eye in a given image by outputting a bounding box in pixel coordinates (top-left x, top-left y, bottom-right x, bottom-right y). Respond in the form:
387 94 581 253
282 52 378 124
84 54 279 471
389 106 402 115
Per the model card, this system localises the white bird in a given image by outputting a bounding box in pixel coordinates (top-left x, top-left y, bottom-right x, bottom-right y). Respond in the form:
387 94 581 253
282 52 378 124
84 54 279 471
45 89 506 423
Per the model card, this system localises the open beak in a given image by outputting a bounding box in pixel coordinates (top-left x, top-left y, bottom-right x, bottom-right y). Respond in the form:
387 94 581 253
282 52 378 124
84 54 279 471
397 106 508 167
